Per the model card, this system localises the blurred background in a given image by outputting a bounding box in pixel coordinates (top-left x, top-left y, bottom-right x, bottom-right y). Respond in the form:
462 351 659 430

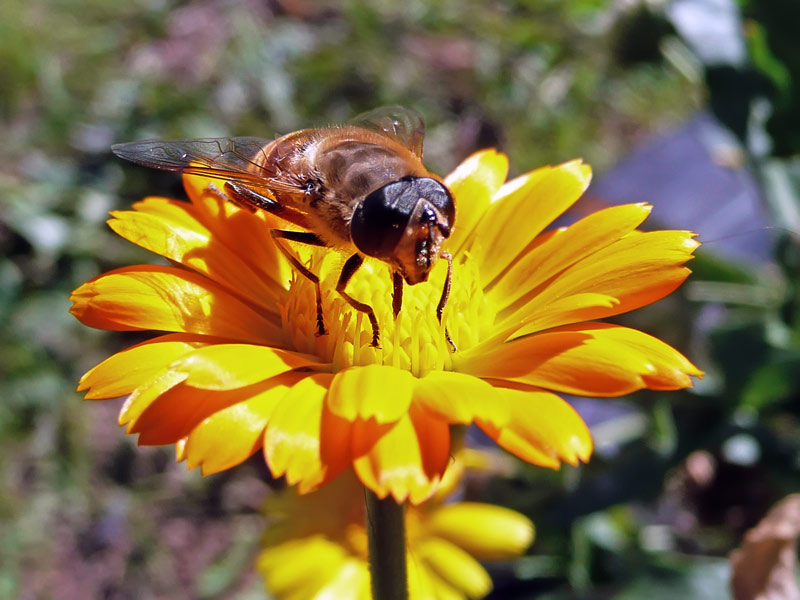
2 0 799 598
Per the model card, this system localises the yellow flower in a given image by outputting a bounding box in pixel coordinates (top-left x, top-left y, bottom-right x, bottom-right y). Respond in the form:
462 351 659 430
257 455 534 600
70 150 702 503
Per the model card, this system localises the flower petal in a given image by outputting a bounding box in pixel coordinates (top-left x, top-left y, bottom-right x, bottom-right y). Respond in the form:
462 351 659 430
78 333 212 399
70 265 284 345
142 372 304 468
444 150 509 255
488 202 652 310
183 399 274 474
354 405 450 504
313 559 371 599
182 173 292 286
407 563 461 600
128 374 283 445
170 343 324 390
426 502 535 560
118 369 188 427
477 384 593 468
258 535 349 599
415 537 493 598
465 324 702 396
502 230 699 338
470 160 592 286
109 197 285 312
327 365 414 423
264 373 343 492
413 370 508 428
455 330 590 380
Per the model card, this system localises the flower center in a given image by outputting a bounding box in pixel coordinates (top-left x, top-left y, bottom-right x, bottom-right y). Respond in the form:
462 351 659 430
281 249 494 376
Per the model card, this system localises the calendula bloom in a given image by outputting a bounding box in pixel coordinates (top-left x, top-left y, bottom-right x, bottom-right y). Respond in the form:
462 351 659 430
71 150 702 503
258 453 533 600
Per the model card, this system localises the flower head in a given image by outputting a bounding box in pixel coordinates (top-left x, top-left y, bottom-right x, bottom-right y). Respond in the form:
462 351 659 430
71 150 702 503
257 453 534 600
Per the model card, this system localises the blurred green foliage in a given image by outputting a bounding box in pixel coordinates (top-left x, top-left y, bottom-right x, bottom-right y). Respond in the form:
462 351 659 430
2 0 799 598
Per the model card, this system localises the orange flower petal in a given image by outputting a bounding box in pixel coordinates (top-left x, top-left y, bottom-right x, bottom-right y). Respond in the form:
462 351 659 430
182 173 292 286
426 502 535 560
353 405 450 504
109 198 285 312
480 293 620 349
118 369 188 427
264 373 342 493
413 370 508 428
471 160 592 286
488 202 652 309
70 265 284 344
170 343 324 390
444 150 508 255
78 333 212 399
183 374 304 474
455 329 589 379
327 365 414 423
466 324 702 396
415 537 492 598
477 384 592 468
502 230 699 337
128 384 223 445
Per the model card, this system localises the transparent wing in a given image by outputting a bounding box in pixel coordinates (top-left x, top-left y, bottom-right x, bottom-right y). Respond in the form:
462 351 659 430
111 137 301 192
349 106 425 158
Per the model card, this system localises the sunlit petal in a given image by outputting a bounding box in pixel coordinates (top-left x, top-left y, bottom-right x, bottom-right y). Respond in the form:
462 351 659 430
413 370 508 428
118 369 188 427
501 230 699 337
70 265 284 344
182 173 292 286
264 373 343 492
169 343 324 390
477 384 592 467
327 364 414 423
444 150 509 255
471 160 592 285
109 197 285 311
488 202 652 308
354 406 450 504
184 395 278 474
78 333 212 399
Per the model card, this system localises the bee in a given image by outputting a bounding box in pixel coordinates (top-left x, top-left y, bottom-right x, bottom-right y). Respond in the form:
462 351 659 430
111 106 456 350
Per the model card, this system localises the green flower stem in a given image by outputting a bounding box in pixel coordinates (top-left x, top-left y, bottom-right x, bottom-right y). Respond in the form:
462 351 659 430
365 488 408 600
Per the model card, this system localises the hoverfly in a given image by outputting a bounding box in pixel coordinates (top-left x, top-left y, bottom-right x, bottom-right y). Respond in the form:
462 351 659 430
112 107 455 349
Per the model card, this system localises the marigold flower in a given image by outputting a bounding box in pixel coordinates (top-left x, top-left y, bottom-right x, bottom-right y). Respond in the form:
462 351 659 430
70 150 702 503
257 454 534 600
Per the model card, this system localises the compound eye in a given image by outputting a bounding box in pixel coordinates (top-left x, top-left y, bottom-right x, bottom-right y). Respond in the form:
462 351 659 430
412 177 455 230
351 180 416 258
351 176 455 259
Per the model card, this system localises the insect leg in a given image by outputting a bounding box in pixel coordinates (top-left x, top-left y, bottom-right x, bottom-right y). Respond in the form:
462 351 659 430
336 254 381 348
436 251 456 353
392 271 403 319
224 181 311 228
270 229 328 337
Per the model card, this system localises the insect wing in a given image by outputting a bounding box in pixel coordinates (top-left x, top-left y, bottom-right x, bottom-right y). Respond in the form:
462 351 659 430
111 137 299 193
349 105 425 158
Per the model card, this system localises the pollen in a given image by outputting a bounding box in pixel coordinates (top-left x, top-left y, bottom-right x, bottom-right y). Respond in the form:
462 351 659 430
281 249 495 376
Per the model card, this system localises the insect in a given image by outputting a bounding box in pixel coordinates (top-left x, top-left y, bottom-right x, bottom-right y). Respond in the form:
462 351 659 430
111 106 456 350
